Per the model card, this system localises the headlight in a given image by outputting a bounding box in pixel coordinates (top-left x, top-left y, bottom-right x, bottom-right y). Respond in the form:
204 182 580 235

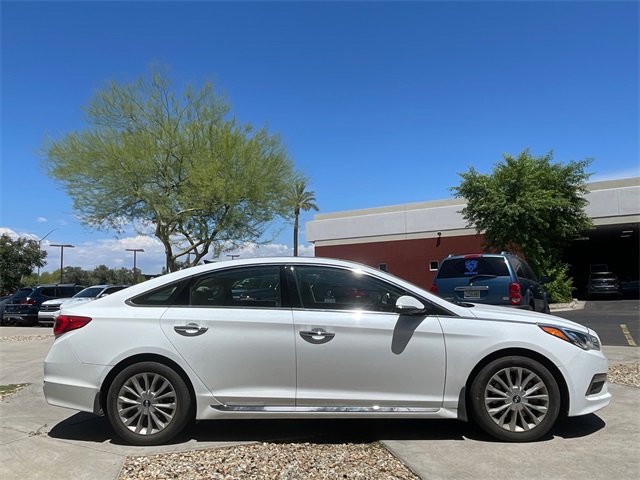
539 325 601 351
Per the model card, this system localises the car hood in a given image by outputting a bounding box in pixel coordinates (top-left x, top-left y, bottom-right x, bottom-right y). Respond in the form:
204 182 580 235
465 302 589 333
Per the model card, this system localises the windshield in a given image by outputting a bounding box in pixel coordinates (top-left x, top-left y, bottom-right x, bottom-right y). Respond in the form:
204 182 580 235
590 273 617 280
74 287 106 298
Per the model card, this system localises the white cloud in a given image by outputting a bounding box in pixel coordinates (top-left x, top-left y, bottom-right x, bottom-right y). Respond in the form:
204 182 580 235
37 217 48 223
2 227 315 275
225 242 315 259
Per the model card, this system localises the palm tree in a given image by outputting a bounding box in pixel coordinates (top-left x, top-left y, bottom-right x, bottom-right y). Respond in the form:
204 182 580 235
288 180 319 256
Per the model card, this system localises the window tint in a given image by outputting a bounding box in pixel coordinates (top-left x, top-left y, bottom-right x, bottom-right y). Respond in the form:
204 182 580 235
39 288 57 297
11 288 33 300
104 286 127 295
522 262 538 282
190 266 281 308
129 279 190 306
59 287 82 298
436 257 510 279
292 266 406 313
509 258 526 280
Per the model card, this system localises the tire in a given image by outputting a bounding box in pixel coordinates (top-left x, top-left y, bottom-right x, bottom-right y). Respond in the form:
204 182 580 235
470 356 560 442
106 362 192 446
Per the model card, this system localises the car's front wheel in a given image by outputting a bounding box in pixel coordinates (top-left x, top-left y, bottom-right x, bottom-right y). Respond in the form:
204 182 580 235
106 362 192 445
470 356 561 442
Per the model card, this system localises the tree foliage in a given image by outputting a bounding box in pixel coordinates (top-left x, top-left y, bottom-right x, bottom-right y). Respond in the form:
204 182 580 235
23 264 141 287
451 149 593 279
0 234 47 294
286 179 319 256
41 65 298 272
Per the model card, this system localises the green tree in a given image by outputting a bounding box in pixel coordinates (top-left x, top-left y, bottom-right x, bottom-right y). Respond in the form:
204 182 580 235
286 179 319 256
451 149 593 301
41 65 298 272
0 234 47 294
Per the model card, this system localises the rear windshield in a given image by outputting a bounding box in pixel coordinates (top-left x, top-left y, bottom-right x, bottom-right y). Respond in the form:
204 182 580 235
437 257 510 279
590 273 617 280
11 288 33 300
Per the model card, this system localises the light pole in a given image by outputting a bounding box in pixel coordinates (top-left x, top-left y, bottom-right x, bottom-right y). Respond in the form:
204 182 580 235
37 227 61 283
50 244 74 283
126 248 145 284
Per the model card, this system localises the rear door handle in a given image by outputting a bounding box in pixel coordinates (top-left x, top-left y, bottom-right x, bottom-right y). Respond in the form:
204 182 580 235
174 323 208 337
300 328 335 344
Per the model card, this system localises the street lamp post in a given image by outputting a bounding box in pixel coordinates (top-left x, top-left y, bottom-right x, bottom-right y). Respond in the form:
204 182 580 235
126 249 145 284
50 244 74 283
37 227 61 283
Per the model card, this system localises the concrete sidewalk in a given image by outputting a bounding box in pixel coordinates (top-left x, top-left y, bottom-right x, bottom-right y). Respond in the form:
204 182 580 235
0 334 638 480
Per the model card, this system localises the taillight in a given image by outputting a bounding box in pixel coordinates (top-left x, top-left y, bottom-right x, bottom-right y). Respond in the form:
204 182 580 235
509 282 522 305
20 298 36 305
54 315 92 335
430 285 439 294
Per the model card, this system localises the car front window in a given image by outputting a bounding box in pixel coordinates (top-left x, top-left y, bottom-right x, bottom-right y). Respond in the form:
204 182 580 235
292 266 406 313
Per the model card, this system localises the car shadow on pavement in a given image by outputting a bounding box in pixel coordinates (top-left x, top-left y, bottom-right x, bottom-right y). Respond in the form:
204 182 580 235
47 413 606 446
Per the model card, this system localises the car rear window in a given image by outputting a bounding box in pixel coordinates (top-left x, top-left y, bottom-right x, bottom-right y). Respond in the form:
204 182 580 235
437 257 510 279
591 273 616 280
11 288 33 300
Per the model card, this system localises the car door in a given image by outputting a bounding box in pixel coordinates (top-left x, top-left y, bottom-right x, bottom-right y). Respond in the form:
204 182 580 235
289 265 446 409
159 265 296 406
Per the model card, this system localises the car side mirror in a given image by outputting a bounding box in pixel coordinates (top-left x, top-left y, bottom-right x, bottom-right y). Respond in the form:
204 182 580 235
539 276 551 285
395 295 426 315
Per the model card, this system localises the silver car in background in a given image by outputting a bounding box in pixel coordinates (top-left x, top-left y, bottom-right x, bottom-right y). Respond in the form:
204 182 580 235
38 285 128 326
43 257 610 445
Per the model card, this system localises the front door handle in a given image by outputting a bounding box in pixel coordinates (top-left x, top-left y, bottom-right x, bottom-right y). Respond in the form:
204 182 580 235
300 328 335 344
174 323 208 337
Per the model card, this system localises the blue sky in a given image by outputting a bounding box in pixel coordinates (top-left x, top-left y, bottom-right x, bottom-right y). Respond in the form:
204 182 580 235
1 0 638 275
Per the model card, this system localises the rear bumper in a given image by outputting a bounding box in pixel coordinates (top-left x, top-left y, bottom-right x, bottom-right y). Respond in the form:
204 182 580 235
43 338 108 415
3 314 37 325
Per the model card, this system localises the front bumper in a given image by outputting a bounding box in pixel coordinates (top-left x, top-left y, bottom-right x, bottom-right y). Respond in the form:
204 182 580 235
563 347 611 417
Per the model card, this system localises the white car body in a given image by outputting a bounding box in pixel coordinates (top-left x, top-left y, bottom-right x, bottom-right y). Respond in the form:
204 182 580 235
43 257 610 445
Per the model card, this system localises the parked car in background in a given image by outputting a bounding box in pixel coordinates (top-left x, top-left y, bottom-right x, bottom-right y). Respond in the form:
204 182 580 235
44 257 609 446
2 284 85 326
430 252 550 313
38 285 129 326
0 294 14 326
585 272 622 299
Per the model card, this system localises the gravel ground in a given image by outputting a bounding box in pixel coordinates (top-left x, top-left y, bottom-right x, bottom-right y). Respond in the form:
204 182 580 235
119 442 419 480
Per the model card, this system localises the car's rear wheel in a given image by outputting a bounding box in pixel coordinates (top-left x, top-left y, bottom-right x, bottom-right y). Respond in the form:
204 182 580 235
470 356 560 442
106 362 192 445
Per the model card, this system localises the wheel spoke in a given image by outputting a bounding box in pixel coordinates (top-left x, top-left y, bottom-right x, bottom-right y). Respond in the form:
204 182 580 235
484 365 550 433
117 371 178 437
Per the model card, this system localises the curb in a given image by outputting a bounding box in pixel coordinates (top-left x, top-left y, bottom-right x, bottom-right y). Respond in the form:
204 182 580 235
549 299 585 312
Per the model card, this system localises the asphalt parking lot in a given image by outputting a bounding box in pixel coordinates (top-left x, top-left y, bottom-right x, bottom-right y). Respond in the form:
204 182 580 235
1 324 638 480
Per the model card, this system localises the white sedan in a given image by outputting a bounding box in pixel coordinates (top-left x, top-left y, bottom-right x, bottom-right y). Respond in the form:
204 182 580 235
43 257 610 445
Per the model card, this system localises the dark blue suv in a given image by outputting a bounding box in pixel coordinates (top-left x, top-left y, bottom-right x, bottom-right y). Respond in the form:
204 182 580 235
2 284 84 326
430 252 550 313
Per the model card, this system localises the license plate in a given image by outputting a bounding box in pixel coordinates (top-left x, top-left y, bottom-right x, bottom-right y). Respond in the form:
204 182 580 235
464 290 481 299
